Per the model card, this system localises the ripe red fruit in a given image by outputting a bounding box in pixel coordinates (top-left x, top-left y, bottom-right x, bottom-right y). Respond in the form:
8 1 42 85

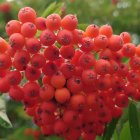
35 17 46 30
99 48 112 60
9 33 25 50
82 69 97 85
85 24 99 38
72 29 84 44
70 94 86 110
67 77 83 94
6 70 22 85
21 22 37 38
6 20 21 36
120 32 131 43
80 37 94 52
57 29 73 45
23 81 40 99
25 38 41 54
95 59 111 75
25 65 41 81
30 53 46 68
40 29 56 46
60 45 75 59
63 110 77 124
46 14 61 30
0 78 10 93
60 62 75 79
99 24 113 38
44 45 59 61
13 50 30 70
53 120 67 135
121 43 136 57
94 35 109 49
61 14 78 30
51 72 66 88
115 94 129 108
42 61 57 76
55 88 70 104
18 7 36 23
0 54 11 69
9 86 24 101
109 35 123 51
129 56 140 70
39 84 55 101
78 53 95 69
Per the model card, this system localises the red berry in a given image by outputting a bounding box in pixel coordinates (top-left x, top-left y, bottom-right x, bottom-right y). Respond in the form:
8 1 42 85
40 29 56 46
46 14 61 30
18 7 36 23
61 14 78 30
6 20 21 36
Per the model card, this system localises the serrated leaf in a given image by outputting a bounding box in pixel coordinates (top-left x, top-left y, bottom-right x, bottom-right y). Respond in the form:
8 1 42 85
128 102 140 140
0 98 12 128
103 118 119 140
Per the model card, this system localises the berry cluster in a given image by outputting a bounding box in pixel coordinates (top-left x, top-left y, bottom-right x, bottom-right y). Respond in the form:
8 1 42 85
0 6 140 140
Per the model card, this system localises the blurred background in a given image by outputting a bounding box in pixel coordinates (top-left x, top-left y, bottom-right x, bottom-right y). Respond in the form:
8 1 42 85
0 0 140 140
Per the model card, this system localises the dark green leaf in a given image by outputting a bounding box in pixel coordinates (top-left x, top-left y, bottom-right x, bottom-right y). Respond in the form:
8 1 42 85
128 102 140 140
103 118 119 140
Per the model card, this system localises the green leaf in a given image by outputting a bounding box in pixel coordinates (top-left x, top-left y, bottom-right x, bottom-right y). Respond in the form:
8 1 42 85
78 24 88 30
41 2 64 18
128 102 140 140
119 121 131 140
115 107 129 138
103 118 119 140
0 98 12 128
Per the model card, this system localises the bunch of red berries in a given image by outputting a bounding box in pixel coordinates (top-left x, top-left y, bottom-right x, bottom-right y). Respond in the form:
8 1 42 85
0 6 140 140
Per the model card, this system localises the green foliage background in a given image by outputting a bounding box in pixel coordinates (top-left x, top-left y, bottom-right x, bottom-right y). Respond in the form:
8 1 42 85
0 0 140 140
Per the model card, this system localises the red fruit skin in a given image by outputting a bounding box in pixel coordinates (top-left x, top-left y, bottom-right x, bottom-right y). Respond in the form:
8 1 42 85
115 94 129 108
61 14 78 30
120 32 131 43
44 45 59 61
0 78 10 93
57 29 73 45
39 84 55 101
25 38 41 54
0 54 12 69
85 24 99 38
108 35 123 51
35 17 46 30
40 29 56 46
60 45 75 59
55 88 70 104
21 22 37 38
6 20 21 36
18 7 36 23
46 14 61 30
67 77 83 94
9 33 25 50
9 86 24 101
99 24 113 38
